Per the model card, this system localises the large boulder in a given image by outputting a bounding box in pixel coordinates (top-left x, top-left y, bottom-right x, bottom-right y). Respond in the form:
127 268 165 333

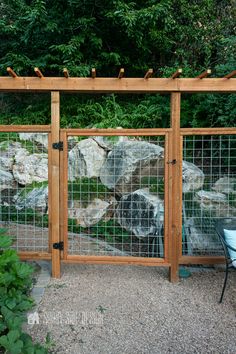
68 197 116 227
12 148 48 185
0 170 15 191
212 177 236 195
100 141 164 195
195 190 236 217
182 161 204 193
68 138 107 181
19 133 48 150
14 185 48 213
0 141 22 171
116 188 164 238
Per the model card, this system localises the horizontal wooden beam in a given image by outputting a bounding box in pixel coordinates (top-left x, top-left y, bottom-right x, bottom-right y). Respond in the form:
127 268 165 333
0 125 51 132
179 256 224 264
19 252 51 260
62 128 170 136
0 77 236 93
181 127 236 135
64 255 169 266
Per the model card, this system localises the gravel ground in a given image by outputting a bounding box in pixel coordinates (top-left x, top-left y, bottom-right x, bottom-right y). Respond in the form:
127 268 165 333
26 264 236 354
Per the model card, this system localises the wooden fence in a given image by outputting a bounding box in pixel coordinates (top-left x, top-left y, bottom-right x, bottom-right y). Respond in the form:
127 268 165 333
0 71 235 280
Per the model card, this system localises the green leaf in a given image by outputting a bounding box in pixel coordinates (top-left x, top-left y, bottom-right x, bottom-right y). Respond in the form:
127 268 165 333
0 235 12 249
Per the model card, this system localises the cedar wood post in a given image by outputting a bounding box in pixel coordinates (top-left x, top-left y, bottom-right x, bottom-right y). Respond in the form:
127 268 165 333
51 91 61 278
169 92 182 282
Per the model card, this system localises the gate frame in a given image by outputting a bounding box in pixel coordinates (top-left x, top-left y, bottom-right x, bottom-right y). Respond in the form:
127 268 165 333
0 72 236 280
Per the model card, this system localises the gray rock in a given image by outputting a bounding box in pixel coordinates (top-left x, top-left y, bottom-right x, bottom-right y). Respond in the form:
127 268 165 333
182 161 204 193
19 133 48 150
68 197 116 227
14 185 48 213
0 141 22 171
68 138 107 181
195 190 236 217
0 170 15 191
100 141 164 195
212 177 236 194
12 148 48 185
116 188 164 238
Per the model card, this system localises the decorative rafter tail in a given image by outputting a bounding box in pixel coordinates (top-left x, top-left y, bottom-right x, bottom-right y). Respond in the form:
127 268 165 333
197 69 211 79
144 69 153 79
63 68 69 78
171 68 182 79
118 68 124 79
91 68 96 78
224 70 236 79
34 67 44 78
7 67 18 78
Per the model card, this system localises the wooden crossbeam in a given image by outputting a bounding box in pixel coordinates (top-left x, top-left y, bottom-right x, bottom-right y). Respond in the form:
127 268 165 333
224 70 236 79
197 69 211 79
118 68 124 79
91 68 96 78
7 67 18 78
0 77 236 93
144 69 153 79
63 68 69 78
171 68 182 79
34 67 44 78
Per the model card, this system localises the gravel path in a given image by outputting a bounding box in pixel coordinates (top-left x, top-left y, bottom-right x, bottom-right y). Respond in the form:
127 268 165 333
26 264 236 354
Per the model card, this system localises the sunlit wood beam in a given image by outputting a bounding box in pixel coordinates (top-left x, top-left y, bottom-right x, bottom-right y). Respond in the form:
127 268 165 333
7 67 18 78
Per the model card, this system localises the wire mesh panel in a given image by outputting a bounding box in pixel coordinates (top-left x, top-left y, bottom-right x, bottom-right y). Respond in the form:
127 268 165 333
66 135 166 258
0 132 49 252
182 134 236 256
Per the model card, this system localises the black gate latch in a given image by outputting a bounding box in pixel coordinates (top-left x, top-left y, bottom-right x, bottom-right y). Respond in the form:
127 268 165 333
53 242 64 250
52 141 63 151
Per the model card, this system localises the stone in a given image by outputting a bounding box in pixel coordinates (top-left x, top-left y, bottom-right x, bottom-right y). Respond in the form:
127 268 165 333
68 138 107 181
0 141 22 171
92 135 130 151
0 170 15 191
100 141 164 195
212 177 236 195
68 197 116 227
12 148 48 185
19 133 48 150
116 188 164 238
184 217 222 254
194 190 236 217
182 161 204 193
14 185 48 213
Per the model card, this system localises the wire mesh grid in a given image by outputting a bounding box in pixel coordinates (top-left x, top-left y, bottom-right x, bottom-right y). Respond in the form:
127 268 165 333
67 135 165 258
182 134 236 256
0 132 49 252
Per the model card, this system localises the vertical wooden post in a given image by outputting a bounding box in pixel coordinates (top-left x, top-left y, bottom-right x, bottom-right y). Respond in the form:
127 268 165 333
169 92 182 282
51 91 61 278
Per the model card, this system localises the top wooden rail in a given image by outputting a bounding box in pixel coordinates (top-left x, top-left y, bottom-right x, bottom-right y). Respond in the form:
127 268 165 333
0 77 235 93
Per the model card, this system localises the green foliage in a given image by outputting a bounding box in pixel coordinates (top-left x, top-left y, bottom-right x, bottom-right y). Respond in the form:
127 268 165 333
68 177 110 204
0 1 235 128
0 230 48 353
0 206 49 227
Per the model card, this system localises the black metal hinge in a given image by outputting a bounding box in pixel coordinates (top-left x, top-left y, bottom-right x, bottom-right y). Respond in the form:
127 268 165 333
53 242 64 250
167 159 177 165
52 141 63 151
